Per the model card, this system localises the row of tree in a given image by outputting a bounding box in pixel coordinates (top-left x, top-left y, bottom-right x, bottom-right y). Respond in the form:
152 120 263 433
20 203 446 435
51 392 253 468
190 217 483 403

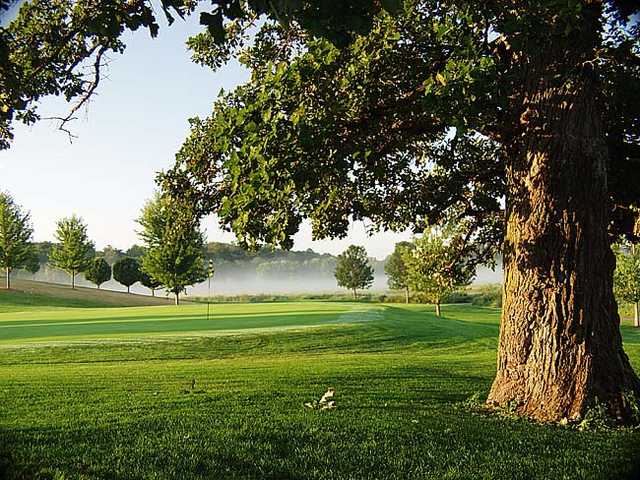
0 191 206 304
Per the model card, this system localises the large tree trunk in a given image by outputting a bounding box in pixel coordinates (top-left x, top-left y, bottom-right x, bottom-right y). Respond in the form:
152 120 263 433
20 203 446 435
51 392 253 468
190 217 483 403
5 267 10 290
635 303 640 329
488 7 640 423
435 302 441 318
175 292 180 305
405 287 409 304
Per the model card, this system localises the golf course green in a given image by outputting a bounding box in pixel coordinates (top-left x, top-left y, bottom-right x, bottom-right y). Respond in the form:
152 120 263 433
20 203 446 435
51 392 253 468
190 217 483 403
0 293 639 479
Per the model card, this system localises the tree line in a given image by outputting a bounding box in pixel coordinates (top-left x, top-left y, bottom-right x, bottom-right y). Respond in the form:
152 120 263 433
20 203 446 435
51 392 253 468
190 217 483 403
0 191 206 304
335 224 474 317
336 228 640 324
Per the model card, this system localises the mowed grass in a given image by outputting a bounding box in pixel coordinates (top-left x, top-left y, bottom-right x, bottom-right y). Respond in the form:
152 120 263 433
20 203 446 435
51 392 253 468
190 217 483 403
0 296 639 479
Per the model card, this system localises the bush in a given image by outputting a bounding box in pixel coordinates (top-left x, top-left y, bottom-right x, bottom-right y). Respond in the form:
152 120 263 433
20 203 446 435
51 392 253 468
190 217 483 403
443 291 473 304
470 284 502 307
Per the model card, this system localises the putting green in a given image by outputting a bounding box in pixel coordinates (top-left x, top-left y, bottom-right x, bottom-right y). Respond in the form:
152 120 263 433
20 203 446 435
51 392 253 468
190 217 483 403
0 302 380 345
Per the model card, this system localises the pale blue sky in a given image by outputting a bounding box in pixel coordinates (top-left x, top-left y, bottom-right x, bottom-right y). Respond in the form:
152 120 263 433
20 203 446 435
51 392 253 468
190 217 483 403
1 9 411 259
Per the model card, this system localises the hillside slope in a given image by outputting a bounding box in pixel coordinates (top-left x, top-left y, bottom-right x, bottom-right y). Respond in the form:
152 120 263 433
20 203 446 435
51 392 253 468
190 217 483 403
0 277 173 312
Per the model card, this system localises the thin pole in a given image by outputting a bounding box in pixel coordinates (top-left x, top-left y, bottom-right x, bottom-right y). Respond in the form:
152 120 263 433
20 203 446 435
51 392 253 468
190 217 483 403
207 259 214 321
207 274 211 322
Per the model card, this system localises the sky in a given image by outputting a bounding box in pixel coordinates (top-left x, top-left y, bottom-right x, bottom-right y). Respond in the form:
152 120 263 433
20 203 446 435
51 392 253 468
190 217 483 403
0 8 412 260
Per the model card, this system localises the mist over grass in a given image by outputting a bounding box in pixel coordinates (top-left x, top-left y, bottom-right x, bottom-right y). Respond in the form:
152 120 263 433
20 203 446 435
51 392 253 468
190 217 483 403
15 261 503 297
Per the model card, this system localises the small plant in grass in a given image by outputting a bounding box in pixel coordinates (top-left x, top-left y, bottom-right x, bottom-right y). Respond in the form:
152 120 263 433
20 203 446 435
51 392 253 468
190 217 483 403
304 387 336 410
578 399 613 431
456 392 484 412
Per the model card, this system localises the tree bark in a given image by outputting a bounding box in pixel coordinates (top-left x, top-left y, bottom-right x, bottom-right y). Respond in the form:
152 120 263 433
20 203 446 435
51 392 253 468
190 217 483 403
5 267 10 290
405 287 409 304
635 303 639 329
151 289 155 297
175 292 180 305
127 285 130 294
435 302 441 318
353 288 357 300
71 270 75 289
488 7 640 422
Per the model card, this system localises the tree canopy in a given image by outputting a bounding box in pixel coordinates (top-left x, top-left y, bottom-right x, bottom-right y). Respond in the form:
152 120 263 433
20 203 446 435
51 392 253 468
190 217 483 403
385 241 414 303
137 194 207 305
113 257 140 293
50 215 94 289
404 227 475 317
334 245 374 299
0 191 37 289
85 257 111 289
139 269 161 296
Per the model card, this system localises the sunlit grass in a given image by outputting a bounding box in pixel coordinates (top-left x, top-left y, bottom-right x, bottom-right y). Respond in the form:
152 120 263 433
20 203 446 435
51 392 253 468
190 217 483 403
0 300 638 479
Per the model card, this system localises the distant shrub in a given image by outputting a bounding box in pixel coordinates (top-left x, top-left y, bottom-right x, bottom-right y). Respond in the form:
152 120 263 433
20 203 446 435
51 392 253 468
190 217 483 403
471 284 502 307
443 291 473 304
190 291 413 304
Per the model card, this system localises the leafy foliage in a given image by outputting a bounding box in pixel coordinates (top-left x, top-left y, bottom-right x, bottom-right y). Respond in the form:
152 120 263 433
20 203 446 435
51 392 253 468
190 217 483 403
0 191 37 287
138 194 206 303
384 241 413 294
85 257 112 289
614 243 640 326
403 226 475 316
139 269 161 295
160 0 640 253
100 245 125 265
50 215 94 288
0 0 405 149
113 257 141 292
334 245 374 298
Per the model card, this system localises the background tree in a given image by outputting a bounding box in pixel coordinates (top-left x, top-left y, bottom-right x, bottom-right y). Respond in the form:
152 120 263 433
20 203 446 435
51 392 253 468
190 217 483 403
85 257 111 289
113 257 141 293
385 241 414 304
0 191 37 289
403 229 475 318
334 245 374 299
126 244 146 259
614 244 640 328
22 251 41 276
138 194 206 305
100 245 125 265
50 215 94 289
139 270 161 297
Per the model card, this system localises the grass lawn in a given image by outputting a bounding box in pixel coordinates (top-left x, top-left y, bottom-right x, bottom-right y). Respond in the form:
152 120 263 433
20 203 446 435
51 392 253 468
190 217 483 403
0 295 638 479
